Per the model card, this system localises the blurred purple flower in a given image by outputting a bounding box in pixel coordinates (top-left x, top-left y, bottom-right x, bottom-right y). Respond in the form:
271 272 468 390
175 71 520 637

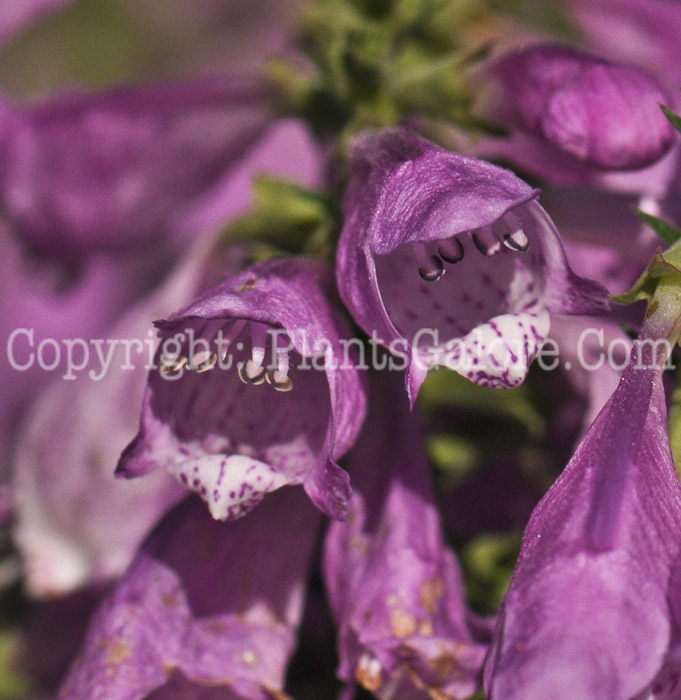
486 44 674 171
566 0 681 99
324 371 488 699
484 310 681 699
0 117 322 488
0 76 270 263
58 487 321 700
337 128 609 401
0 0 73 49
117 258 367 521
10 248 205 598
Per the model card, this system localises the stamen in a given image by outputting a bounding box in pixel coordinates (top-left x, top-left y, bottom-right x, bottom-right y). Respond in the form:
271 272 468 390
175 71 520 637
158 355 187 374
238 360 266 385
472 226 502 256
503 229 530 252
236 322 270 385
195 352 218 373
265 370 293 392
501 212 530 252
413 243 445 281
439 236 464 264
249 322 268 369
265 333 293 392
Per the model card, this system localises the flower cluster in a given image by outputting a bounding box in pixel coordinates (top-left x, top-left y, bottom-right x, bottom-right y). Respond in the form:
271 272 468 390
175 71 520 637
2 1 681 699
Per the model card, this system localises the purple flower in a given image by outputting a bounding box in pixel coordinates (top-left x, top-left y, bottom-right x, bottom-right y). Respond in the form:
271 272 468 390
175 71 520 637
486 44 674 171
0 76 269 262
0 117 322 487
9 249 206 597
0 0 73 48
484 315 681 698
324 372 488 699
58 487 321 700
117 257 367 521
336 128 609 401
566 0 681 100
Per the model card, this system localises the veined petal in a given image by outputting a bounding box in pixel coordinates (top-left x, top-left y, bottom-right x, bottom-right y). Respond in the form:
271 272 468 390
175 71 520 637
337 128 608 400
58 488 321 700
117 258 367 521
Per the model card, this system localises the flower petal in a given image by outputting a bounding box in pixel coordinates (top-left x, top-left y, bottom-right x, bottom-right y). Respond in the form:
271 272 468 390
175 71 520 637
488 44 675 170
337 128 608 398
324 372 488 699
58 488 321 700
0 77 269 261
485 342 681 699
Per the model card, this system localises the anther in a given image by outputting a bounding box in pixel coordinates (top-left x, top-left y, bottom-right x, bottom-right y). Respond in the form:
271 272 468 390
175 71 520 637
265 370 293 392
439 236 464 264
503 229 530 252
238 360 266 385
501 211 530 252
472 226 502 257
158 355 187 374
413 243 445 282
196 352 218 373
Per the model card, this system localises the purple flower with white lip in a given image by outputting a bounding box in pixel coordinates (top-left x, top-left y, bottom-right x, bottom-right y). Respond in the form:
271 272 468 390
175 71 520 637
117 257 367 522
486 45 675 171
0 76 269 262
484 309 681 699
58 487 321 700
337 128 609 401
324 371 488 699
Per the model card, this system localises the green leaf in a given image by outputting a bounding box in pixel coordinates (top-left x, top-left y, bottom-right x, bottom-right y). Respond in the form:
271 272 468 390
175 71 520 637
661 104 681 135
0 631 31 698
635 207 681 246
221 177 336 256
669 374 681 479
613 244 681 305
460 533 522 614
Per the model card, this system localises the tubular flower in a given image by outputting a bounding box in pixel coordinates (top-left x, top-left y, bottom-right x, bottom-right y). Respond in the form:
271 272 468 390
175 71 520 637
324 372 488 699
484 306 681 699
336 128 609 401
0 76 269 262
58 487 321 700
117 257 367 522
486 45 675 171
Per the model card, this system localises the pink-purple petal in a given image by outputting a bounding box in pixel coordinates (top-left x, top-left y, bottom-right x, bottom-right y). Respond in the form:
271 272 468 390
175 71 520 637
324 373 487 698
0 76 269 261
58 488 321 700
488 44 675 170
485 341 681 699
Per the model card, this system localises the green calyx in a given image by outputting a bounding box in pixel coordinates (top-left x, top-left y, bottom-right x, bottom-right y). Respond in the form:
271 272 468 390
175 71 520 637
219 176 337 260
269 0 498 142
